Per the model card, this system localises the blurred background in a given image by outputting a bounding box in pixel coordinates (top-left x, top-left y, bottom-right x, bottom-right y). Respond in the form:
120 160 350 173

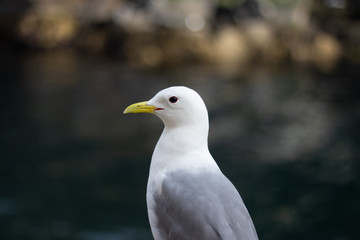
1 0 360 239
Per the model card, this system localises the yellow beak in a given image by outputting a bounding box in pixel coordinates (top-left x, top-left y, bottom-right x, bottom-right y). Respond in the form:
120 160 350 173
123 101 157 114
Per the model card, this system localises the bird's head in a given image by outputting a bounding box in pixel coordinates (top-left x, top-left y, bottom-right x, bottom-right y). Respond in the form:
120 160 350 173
124 86 209 131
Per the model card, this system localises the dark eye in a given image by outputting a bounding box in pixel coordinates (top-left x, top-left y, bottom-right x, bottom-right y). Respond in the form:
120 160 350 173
169 96 178 103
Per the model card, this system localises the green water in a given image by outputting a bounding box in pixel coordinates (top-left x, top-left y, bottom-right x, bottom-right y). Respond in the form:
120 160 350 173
1 51 360 240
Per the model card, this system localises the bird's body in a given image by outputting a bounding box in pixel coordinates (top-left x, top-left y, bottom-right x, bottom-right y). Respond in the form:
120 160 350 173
124 86 258 240
148 170 257 240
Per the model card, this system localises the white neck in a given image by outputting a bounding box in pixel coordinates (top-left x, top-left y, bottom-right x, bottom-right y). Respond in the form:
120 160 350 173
149 124 219 177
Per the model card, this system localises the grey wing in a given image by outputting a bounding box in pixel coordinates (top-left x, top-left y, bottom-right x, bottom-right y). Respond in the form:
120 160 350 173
153 171 258 240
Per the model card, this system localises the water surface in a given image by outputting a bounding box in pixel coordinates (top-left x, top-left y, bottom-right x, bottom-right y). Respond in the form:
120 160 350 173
1 51 360 240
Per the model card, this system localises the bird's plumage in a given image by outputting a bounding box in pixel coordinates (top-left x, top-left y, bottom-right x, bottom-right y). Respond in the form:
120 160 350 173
152 170 257 240
124 86 258 240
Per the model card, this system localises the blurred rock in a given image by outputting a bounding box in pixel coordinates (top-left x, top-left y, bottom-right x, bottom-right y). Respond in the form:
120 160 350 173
149 0 215 31
312 32 342 71
0 0 359 70
211 26 250 65
18 10 77 48
113 2 154 32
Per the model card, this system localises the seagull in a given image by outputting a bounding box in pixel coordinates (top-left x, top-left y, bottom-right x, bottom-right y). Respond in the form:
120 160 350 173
124 86 258 240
